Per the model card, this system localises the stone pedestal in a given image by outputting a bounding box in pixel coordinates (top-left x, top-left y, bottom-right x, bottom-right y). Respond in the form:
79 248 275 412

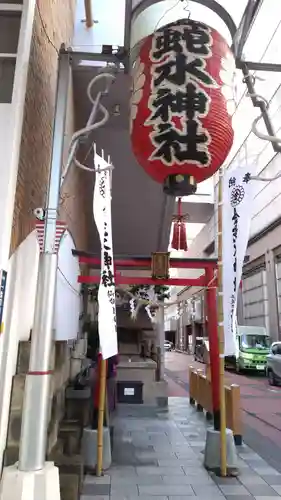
82 427 111 472
204 428 239 476
0 462 60 500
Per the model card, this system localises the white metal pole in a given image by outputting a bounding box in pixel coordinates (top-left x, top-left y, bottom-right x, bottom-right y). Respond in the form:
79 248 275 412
18 49 70 471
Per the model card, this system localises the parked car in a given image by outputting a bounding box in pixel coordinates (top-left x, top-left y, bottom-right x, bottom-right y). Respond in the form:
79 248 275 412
164 341 173 351
266 342 281 385
194 337 209 363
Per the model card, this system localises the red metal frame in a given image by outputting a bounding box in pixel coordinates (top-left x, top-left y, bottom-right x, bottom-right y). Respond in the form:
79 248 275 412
78 255 217 287
78 255 216 270
205 267 220 430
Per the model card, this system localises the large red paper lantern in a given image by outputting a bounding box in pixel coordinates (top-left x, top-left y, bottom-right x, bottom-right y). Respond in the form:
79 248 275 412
130 19 235 196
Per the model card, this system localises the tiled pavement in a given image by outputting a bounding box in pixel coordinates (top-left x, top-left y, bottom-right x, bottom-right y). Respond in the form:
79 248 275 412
80 398 281 500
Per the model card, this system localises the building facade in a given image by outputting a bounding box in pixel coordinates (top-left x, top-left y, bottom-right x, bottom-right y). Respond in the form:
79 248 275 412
173 220 281 351
0 0 91 476
166 1 281 348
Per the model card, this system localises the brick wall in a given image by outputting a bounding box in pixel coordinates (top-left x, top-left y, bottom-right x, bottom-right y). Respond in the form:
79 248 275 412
11 0 89 254
4 4 91 487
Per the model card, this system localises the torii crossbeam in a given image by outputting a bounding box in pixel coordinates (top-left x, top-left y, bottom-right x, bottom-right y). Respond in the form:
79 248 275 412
73 251 218 288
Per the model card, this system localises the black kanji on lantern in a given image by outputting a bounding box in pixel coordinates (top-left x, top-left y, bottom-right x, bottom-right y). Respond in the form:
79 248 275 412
150 120 210 166
229 177 236 188
152 22 211 61
147 20 216 167
153 52 216 89
147 83 209 123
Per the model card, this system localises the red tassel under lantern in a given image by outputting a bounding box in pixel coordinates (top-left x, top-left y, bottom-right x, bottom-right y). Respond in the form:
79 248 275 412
171 198 188 251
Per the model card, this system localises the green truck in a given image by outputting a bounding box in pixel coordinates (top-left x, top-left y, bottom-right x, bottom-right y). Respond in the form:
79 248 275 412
225 325 271 373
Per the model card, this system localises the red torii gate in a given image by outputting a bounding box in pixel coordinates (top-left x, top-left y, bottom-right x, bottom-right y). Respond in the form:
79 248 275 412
73 250 221 430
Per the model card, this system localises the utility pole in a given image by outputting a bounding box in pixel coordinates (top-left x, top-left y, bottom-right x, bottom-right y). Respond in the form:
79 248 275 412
18 48 70 471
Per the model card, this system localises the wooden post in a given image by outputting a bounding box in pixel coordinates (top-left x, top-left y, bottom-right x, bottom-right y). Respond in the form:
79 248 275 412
217 166 227 476
205 362 211 381
96 358 107 476
84 0 93 28
230 384 242 445
196 369 203 412
189 366 196 404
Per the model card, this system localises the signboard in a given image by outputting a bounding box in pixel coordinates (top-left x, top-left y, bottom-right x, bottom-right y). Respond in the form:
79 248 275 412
93 152 118 360
151 252 170 279
0 270 7 333
124 388 135 396
222 166 253 356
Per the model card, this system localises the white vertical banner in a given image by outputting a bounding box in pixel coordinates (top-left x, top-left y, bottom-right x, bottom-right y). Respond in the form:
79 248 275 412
222 166 253 356
93 152 118 359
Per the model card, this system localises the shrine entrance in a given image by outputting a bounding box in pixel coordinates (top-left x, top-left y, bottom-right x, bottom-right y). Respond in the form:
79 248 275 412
73 249 220 427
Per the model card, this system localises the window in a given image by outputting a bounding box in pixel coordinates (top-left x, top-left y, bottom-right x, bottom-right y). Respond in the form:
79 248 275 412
240 334 270 350
271 344 278 355
276 344 281 356
242 270 269 329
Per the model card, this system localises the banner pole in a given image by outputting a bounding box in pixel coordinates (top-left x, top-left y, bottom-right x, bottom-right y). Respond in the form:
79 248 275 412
217 167 227 477
96 358 107 477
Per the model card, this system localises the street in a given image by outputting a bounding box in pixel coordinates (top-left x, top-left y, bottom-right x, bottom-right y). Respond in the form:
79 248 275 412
165 350 281 472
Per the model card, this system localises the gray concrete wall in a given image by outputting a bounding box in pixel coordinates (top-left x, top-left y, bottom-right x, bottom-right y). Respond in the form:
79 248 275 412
6 339 81 462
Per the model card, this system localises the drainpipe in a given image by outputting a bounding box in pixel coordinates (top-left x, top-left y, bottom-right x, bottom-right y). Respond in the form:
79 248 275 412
18 49 70 472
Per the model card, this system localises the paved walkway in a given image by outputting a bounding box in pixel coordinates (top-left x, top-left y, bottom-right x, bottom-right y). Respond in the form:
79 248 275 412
81 398 281 499
165 351 281 473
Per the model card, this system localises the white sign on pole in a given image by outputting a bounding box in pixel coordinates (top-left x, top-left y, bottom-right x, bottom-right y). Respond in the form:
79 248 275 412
93 152 118 360
222 166 253 356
